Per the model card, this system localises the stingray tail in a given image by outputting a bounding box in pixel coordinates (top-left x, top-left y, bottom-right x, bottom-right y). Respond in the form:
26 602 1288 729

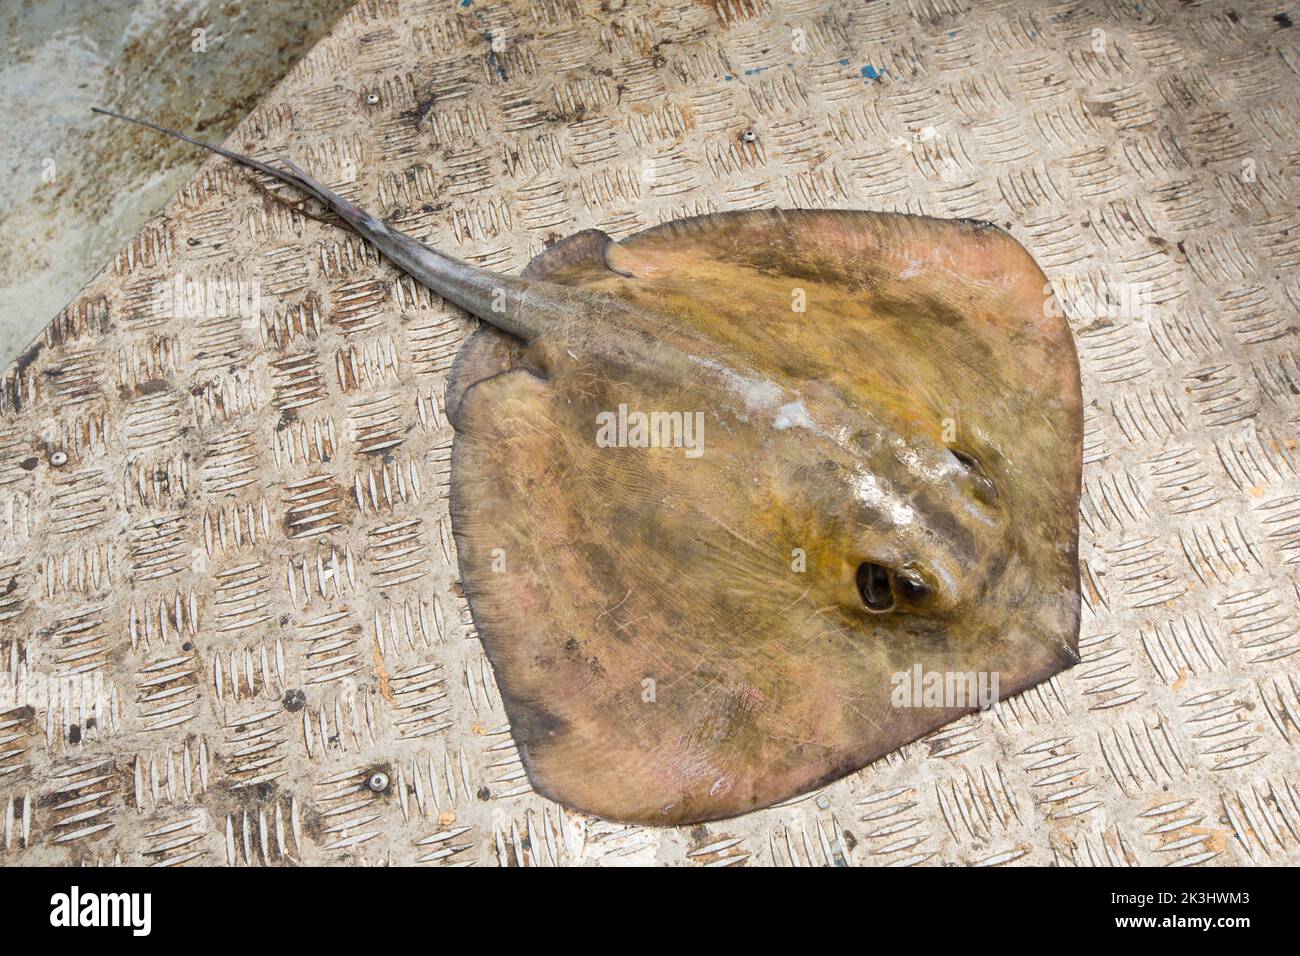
92 107 557 340
92 106 377 232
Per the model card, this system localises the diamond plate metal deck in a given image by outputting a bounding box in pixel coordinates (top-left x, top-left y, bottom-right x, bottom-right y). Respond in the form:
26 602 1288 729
1 0 1297 866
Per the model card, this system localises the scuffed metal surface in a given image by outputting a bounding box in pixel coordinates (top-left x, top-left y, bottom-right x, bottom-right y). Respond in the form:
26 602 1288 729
1 0 1298 865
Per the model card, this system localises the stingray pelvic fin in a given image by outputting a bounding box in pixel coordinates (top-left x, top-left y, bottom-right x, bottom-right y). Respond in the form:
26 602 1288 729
522 229 631 286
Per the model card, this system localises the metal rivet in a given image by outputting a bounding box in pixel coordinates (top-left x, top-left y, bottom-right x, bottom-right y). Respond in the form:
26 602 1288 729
816 794 831 810
49 451 68 467
740 127 757 143
365 93 380 105
367 772 389 793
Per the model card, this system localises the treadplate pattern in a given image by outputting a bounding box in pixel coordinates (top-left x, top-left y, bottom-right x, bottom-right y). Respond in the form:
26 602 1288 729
1 0 1298 866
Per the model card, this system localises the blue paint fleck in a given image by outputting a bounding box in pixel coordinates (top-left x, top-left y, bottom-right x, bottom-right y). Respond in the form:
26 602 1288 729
460 0 472 6
723 74 733 81
743 66 768 76
482 32 507 80
948 31 956 38
838 57 849 66
860 65 884 82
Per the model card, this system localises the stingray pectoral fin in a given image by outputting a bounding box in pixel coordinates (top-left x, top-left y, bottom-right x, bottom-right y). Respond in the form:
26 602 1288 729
586 208 1082 670
445 326 530 430
451 357 771 824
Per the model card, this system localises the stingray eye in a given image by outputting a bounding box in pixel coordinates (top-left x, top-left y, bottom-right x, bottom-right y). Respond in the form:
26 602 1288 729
856 562 894 612
856 563 933 612
952 449 999 507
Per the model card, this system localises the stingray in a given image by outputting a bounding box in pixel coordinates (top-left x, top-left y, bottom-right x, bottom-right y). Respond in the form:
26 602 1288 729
94 109 1083 825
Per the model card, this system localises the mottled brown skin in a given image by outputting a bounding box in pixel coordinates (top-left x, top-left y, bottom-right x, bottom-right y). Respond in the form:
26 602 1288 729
449 210 1082 825
87 112 1082 827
